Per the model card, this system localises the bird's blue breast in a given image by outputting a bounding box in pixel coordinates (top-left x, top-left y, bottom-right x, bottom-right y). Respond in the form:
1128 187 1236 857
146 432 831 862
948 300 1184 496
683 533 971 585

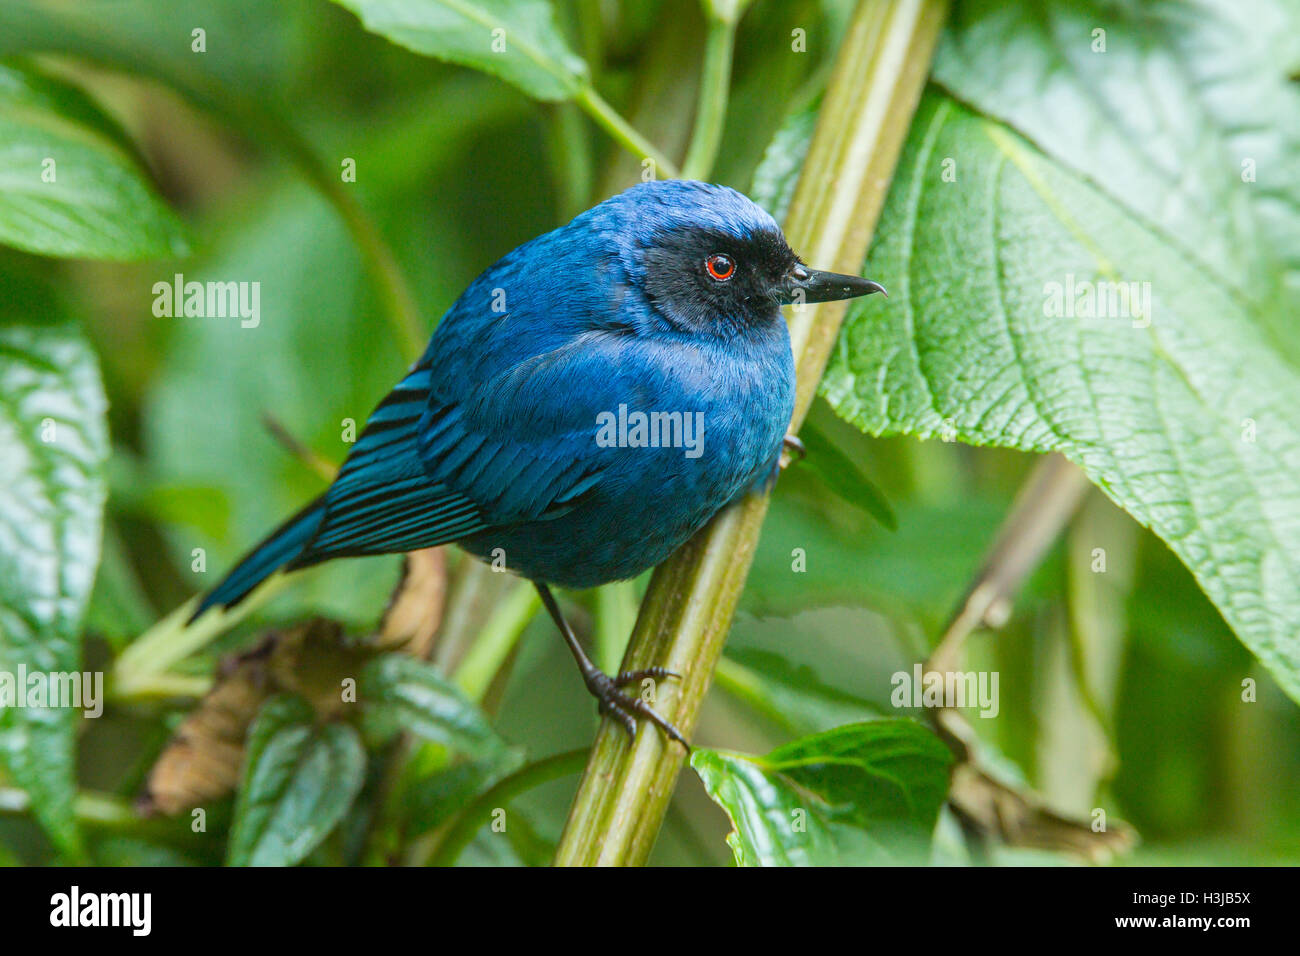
456 321 794 587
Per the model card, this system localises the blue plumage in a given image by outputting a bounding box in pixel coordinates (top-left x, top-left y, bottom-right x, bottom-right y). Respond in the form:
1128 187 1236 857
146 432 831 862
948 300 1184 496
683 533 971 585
195 180 884 741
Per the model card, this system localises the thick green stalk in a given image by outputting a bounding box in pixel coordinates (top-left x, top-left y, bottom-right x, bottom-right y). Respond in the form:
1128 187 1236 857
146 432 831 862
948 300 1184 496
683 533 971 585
452 581 541 701
552 0 950 867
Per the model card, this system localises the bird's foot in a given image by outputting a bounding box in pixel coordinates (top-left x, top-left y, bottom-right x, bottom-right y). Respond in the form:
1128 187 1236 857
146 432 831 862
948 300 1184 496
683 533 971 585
585 667 689 751
780 433 806 470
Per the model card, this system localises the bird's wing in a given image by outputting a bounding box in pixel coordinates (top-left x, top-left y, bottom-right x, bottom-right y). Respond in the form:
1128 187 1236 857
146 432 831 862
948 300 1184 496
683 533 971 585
298 335 630 562
415 400 606 525
294 364 489 562
416 331 638 524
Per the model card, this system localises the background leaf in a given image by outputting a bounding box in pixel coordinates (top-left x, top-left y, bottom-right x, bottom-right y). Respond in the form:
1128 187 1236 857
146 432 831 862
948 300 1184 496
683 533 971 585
359 653 507 757
819 90 1300 703
934 0 1300 344
749 95 818 222
401 748 524 837
331 0 588 101
227 695 366 867
717 648 885 736
0 63 187 260
0 287 108 859
143 182 408 624
797 413 896 530
691 720 953 866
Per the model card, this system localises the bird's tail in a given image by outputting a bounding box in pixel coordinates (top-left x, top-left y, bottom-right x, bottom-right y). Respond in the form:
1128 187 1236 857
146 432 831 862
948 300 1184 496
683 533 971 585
190 495 327 622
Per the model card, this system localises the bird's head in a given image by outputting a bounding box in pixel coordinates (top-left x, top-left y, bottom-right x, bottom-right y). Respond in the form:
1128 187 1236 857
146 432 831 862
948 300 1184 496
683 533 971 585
600 180 885 337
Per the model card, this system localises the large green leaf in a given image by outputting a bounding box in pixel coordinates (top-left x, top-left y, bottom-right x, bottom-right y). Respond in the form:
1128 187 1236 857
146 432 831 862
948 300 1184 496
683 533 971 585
753 0 1300 702
691 721 953 866
934 0 1300 333
0 63 187 260
331 0 588 101
227 695 366 867
0 300 108 859
0 1 324 100
759 0 1300 707
821 86 1300 702
359 654 507 758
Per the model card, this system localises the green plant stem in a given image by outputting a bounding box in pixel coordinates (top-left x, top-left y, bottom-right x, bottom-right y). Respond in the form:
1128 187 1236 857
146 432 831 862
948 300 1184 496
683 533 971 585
109 672 211 701
432 559 503 673
428 748 589 867
680 3 741 181
573 0 604 88
925 454 1092 677
1062 490 1136 775
593 580 639 675
575 84 681 179
553 0 950 867
0 788 136 828
319 175 425 362
452 581 541 701
544 103 593 220
110 576 288 695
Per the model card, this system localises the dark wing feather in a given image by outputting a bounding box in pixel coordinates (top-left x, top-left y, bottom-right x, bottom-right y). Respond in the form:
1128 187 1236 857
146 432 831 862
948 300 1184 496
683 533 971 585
294 331 628 565
293 365 489 563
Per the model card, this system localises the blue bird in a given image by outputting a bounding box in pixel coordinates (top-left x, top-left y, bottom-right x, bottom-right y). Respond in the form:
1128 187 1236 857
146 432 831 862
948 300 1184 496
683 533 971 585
194 180 884 743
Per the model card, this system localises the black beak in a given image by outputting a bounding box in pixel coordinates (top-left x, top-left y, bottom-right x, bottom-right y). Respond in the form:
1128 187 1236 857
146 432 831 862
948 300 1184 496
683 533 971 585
775 264 887 305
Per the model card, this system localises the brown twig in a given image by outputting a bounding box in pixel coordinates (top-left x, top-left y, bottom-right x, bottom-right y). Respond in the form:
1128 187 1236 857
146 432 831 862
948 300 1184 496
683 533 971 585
918 453 1137 862
927 453 1091 679
261 412 338 482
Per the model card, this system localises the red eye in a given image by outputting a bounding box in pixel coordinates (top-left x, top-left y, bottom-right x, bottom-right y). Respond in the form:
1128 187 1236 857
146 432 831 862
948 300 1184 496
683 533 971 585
705 253 735 281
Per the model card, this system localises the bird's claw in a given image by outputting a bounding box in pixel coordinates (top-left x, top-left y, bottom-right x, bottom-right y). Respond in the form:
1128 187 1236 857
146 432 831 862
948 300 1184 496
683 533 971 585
780 434 806 470
588 670 690 752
